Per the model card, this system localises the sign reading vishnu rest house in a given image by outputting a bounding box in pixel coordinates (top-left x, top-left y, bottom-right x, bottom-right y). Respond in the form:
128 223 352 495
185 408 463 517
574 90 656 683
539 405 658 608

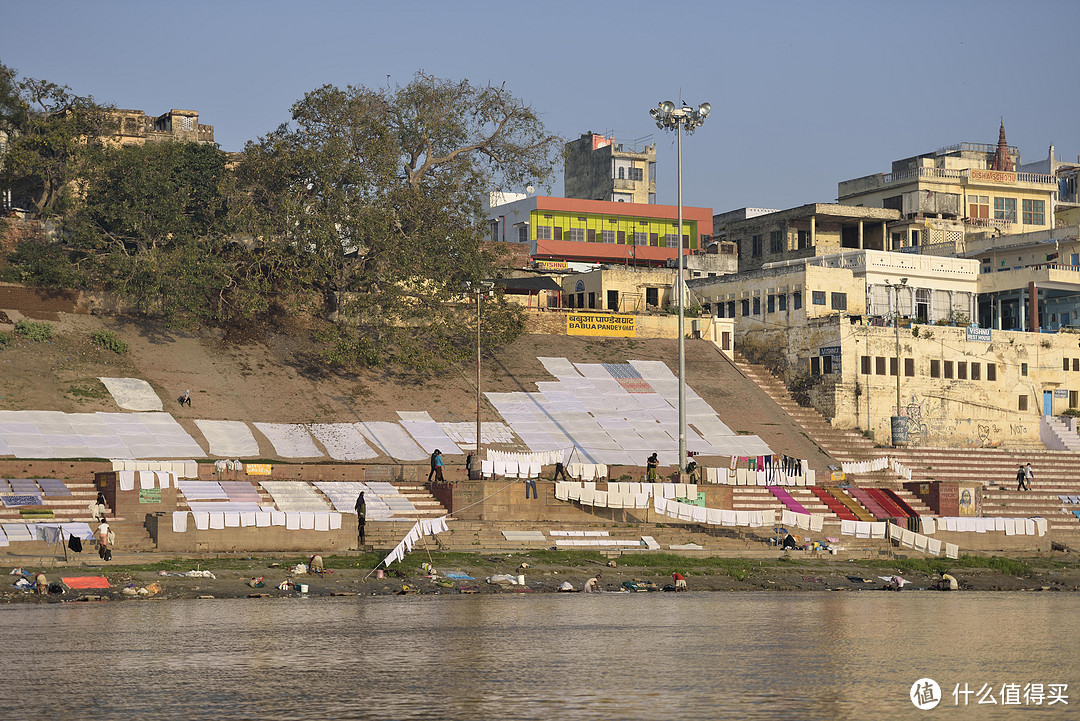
966 327 992 342
567 312 636 337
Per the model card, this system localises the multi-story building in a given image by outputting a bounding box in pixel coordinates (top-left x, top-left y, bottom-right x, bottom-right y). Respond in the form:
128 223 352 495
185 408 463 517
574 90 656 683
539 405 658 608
836 123 1057 251
109 108 215 146
564 132 656 204
713 203 901 273
483 195 712 268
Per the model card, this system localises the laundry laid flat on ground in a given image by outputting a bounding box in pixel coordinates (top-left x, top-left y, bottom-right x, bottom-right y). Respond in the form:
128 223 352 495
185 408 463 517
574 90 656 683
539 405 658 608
194 420 260 457
98 377 164 411
307 424 378 460
253 423 323 458
63 576 111 589
356 421 428 461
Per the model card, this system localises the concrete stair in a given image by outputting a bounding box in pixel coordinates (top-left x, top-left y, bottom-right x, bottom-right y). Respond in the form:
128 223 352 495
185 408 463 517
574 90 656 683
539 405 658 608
1041 416 1080 452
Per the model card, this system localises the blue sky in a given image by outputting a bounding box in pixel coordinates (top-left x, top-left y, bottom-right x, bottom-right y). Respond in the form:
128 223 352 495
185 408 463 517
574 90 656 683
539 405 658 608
4 0 1077 212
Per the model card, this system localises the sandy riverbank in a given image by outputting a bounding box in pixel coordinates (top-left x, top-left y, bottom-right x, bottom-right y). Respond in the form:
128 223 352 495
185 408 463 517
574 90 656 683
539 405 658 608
3 550 1079 604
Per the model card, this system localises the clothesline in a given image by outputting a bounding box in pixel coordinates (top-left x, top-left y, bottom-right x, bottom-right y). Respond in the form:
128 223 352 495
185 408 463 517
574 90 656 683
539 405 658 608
839 456 913 481
381 516 450 567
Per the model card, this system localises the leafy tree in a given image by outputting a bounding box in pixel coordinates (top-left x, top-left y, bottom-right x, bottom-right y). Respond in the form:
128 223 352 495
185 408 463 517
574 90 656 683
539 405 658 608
0 68 112 215
232 72 560 372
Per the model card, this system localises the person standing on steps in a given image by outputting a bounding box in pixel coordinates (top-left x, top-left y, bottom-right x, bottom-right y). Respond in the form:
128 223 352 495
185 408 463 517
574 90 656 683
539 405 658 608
1024 462 1034 491
1015 464 1027 491
427 450 438 483
354 492 366 546
646 453 659 483
433 449 445 483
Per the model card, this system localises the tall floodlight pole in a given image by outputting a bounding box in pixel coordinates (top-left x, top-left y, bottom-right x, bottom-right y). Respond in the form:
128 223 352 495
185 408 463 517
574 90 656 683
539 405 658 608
650 100 710 477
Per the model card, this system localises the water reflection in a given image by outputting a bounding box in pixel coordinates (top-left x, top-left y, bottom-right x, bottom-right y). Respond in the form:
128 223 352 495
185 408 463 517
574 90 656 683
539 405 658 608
4 592 1077 720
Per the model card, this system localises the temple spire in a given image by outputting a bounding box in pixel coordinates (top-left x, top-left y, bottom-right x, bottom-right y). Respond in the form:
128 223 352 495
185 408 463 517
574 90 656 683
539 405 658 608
991 118 1014 171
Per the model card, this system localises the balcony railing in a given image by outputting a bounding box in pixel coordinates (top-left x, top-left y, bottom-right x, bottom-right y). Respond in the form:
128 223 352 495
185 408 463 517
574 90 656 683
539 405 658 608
965 217 1014 230
874 167 1056 188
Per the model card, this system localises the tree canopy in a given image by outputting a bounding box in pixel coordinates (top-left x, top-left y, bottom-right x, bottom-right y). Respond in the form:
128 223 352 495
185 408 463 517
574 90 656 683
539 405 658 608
231 72 561 371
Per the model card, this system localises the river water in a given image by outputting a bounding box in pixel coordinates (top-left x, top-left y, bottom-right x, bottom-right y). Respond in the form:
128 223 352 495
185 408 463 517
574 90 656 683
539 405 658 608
4 592 1077 720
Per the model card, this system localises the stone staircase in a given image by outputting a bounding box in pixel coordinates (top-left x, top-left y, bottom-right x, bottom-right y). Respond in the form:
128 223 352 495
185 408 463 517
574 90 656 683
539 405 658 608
732 353 879 463
1040 416 1080 452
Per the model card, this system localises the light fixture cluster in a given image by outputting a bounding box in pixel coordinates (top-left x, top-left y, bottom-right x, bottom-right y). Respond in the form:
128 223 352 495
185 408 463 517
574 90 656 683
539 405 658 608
650 101 711 133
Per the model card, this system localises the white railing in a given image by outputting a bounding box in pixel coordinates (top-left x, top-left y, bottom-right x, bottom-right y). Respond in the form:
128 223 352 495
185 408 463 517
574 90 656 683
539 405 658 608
880 167 967 184
1016 172 1056 184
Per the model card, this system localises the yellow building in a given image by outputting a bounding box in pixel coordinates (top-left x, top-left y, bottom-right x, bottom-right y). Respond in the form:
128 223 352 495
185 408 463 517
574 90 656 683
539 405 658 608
837 124 1057 251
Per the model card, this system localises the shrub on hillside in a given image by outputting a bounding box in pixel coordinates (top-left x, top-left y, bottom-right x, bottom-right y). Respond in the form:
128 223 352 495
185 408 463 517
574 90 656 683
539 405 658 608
14 319 52 342
92 330 128 354
0 331 12 349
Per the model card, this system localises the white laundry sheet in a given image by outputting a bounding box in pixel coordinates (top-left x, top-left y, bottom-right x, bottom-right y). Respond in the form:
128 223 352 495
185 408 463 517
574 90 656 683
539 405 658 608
356 421 428 461
438 422 516 445
98 377 164 411
306 424 378 460
177 481 228 500
313 481 395 518
194 420 260 457
253 423 324 458
260 481 331 512
0 410 204 459
399 420 464 455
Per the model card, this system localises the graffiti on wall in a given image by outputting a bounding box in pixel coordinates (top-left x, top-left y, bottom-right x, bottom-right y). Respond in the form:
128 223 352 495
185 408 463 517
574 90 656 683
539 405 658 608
882 393 1022 448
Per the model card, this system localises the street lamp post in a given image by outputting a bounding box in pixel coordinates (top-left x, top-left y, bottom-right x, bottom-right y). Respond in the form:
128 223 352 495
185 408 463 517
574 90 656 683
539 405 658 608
650 100 710 478
465 280 495 459
886 277 909 446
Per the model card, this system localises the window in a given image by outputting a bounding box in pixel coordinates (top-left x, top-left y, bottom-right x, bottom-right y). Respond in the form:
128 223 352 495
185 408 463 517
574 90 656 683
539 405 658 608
568 228 585 242
741 299 750 316
890 358 898 376
958 361 967 380
535 225 552 240
753 297 761 315
588 292 595 309
994 197 1017 223
577 292 584 308
767 295 775 313
944 361 954 379
769 230 783 253
915 288 930 322
987 363 996 381
968 194 989 219
875 357 886 375
601 230 616 243
904 358 915 377
1073 358 1078 372
831 292 847 311
646 288 658 306
797 230 811 249
822 355 833 374
633 232 647 245
1019 395 1028 411
649 232 658 246
861 356 871 374
727 301 735 317
1022 199 1045 225
778 294 787 311
587 229 596 242
891 232 903 250
812 291 826 305
810 357 821 375
971 362 981 380
516 225 528 242
553 226 562 241
793 292 802 310
489 220 499 242
1065 358 1070 372
618 166 624 180
751 235 763 257
566 294 575 309
1021 362 1028 376
930 359 941 377
716 303 725 318
664 234 679 247
617 230 625 244
606 290 618 311
631 167 644 181
1072 390 1078 409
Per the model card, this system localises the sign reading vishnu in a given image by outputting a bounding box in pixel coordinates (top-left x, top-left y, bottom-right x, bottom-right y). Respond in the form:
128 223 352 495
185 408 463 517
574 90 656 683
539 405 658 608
965 327 992 342
567 312 636 337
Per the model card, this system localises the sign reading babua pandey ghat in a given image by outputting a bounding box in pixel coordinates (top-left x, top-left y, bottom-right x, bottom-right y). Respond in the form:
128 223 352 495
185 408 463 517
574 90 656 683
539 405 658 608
567 312 636 337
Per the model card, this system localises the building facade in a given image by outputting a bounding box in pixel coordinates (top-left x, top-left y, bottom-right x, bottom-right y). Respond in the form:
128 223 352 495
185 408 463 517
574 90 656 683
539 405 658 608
564 132 656 204
484 195 712 268
108 108 215 146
